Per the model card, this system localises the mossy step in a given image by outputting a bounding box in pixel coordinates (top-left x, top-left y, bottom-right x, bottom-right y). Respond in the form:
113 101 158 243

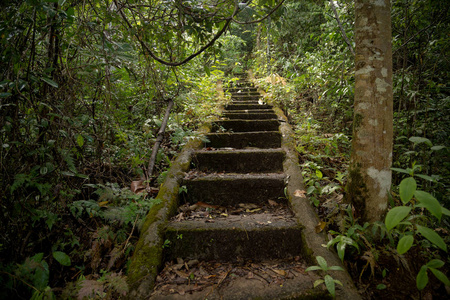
183 173 286 206
231 82 254 88
226 87 257 93
192 148 285 173
226 104 272 110
164 213 303 262
223 111 277 120
231 91 259 95
229 100 262 105
211 120 280 132
204 131 281 148
231 95 260 100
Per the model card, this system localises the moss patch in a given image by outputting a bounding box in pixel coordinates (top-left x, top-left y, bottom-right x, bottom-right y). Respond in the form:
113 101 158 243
345 163 368 219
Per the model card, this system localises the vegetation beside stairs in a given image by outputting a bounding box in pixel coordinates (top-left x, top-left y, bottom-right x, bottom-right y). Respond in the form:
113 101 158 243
127 73 361 299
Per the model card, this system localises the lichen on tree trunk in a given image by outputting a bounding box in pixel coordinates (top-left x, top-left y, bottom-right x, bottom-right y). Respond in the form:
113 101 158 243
346 0 393 222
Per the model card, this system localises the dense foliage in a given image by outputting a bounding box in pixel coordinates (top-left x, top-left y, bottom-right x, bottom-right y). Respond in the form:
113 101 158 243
249 0 449 298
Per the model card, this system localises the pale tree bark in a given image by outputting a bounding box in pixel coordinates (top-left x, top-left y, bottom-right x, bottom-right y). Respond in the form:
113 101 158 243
346 0 393 222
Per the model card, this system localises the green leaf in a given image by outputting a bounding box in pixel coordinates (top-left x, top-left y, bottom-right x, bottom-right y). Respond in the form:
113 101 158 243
430 146 445 151
0 92 12 97
399 177 416 204
442 207 450 217
316 256 327 270
414 191 442 221
385 206 411 231
306 185 316 195
315 169 323 179
409 136 432 146
397 235 414 254
305 266 322 272
376 284 387 290
41 77 59 88
429 268 450 286
416 225 447 251
391 167 412 175
415 174 436 182
313 279 324 288
416 265 428 290
53 251 71 266
337 241 346 261
426 259 445 269
76 134 84 147
324 275 336 297
204 65 211 76
33 260 49 290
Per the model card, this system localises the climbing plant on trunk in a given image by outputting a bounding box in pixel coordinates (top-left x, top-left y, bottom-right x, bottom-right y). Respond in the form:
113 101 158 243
346 0 393 222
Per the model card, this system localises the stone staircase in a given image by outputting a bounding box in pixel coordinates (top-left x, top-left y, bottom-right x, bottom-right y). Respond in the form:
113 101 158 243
128 73 360 300
164 76 304 264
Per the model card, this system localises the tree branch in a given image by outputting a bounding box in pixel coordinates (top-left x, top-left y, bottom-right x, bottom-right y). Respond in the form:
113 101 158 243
329 0 354 56
231 0 286 25
113 0 237 67
147 99 174 180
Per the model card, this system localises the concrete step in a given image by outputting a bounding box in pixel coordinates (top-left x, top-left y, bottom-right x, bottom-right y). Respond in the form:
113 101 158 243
229 100 262 105
183 173 286 206
204 131 281 149
223 111 277 120
192 148 285 173
231 95 260 101
211 120 280 132
226 104 272 110
164 213 303 262
226 87 257 93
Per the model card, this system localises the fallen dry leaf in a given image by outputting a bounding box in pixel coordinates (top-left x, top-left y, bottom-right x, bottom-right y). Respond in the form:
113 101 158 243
294 190 306 198
271 269 286 276
130 180 145 194
268 199 279 206
315 221 327 233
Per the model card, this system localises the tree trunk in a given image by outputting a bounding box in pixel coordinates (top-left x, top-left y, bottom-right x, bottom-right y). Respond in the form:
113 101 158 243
346 0 393 222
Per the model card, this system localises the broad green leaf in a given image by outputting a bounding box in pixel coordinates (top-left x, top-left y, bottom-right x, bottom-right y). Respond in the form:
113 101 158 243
391 167 412 175
0 92 12 97
305 266 322 272
416 265 428 290
41 77 59 88
414 191 442 221
397 235 414 254
385 206 411 231
315 169 323 179
316 256 327 270
377 284 387 290
429 268 450 286
33 260 49 290
399 177 416 204
313 279 324 288
416 225 447 251
324 275 336 297
53 251 71 266
426 259 444 269
416 174 436 182
76 134 84 147
409 136 432 146
337 241 346 261
442 207 450 217
430 146 445 151
306 185 316 195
